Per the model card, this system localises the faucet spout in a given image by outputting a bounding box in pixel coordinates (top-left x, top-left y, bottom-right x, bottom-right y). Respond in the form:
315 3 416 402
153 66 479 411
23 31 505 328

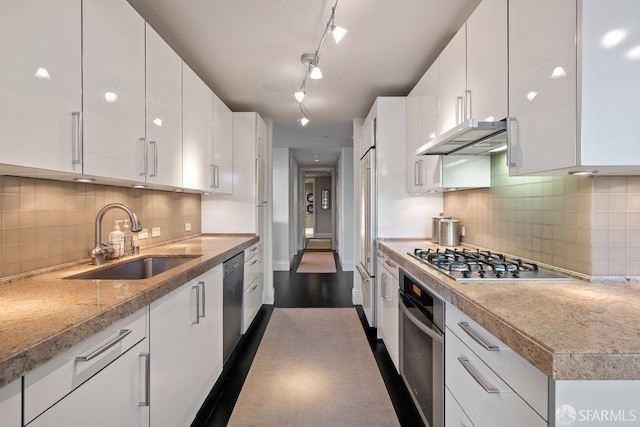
89 203 142 265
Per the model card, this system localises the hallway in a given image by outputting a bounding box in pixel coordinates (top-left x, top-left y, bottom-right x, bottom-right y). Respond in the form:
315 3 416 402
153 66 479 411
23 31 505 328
193 251 423 427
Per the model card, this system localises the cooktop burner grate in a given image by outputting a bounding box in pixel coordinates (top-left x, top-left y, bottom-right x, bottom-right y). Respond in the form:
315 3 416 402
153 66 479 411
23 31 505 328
408 248 571 282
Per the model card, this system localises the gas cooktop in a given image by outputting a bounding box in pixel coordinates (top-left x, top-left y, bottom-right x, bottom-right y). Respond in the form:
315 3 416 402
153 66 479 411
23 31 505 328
408 248 571 282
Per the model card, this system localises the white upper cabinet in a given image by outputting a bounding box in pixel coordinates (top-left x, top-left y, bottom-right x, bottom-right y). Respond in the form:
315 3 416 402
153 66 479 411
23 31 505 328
0 0 82 174
438 26 467 135
212 93 233 194
182 63 213 191
466 0 507 123
145 24 183 187
508 0 640 175
82 0 146 182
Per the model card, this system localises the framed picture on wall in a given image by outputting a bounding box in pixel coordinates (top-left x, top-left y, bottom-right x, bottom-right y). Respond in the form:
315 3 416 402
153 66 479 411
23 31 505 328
321 189 329 209
306 204 313 213
306 193 313 202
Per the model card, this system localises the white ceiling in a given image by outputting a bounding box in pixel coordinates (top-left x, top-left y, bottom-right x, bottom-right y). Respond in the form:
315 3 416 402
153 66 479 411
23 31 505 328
127 0 481 166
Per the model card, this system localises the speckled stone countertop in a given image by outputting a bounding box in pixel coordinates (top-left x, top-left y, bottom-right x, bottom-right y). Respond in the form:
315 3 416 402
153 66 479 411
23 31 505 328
0 234 258 388
380 240 640 381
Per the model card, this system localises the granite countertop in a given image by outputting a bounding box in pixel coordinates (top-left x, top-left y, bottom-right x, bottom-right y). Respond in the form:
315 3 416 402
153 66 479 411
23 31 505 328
0 234 259 388
379 240 640 381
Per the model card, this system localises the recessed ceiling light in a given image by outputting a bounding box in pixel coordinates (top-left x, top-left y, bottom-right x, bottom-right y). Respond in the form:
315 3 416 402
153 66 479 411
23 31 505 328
105 92 118 102
550 66 567 79
73 178 95 183
34 67 51 79
526 91 538 101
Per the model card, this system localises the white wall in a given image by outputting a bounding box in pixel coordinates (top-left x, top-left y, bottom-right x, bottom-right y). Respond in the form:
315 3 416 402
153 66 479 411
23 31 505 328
352 118 364 305
339 147 354 271
272 147 290 271
289 153 298 265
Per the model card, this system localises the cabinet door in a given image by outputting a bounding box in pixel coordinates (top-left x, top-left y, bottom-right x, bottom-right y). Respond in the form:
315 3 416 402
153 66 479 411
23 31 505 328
182 63 213 191
82 0 146 181
145 24 183 187
508 0 577 175
0 0 81 174
150 265 223 427
0 380 21 427
406 84 422 192
256 116 268 206
29 340 150 427
445 387 475 427
380 262 399 372
212 93 233 194
466 0 507 123
438 26 467 135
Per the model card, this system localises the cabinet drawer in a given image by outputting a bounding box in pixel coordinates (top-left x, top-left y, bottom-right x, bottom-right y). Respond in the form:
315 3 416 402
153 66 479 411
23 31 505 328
377 251 399 280
445 330 547 427
24 308 148 424
242 276 263 333
0 379 21 427
446 304 548 419
445 386 475 427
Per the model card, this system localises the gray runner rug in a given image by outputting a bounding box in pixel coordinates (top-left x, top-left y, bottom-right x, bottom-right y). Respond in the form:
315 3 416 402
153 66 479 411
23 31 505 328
227 308 400 427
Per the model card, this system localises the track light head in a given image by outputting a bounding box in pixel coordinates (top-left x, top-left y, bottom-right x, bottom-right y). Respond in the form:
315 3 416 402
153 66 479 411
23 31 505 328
301 52 323 80
331 25 347 43
294 90 305 102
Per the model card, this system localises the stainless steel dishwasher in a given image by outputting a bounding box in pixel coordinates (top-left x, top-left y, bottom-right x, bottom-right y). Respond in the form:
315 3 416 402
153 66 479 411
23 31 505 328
223 251 244 364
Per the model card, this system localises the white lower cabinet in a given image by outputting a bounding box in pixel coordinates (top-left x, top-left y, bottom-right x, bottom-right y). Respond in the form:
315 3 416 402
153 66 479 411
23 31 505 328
445 387 475 427
150 264 223 427
242 243 264 333
0 379 21 427
24 308 149 426
376 251 399 372
445 304 548 427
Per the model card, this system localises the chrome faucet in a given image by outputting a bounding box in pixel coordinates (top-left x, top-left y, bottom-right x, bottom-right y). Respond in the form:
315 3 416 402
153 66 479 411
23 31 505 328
89 203 143 265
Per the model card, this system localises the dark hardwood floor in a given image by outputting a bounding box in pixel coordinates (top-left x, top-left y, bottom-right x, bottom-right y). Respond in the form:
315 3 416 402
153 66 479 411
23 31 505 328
193 250 424 427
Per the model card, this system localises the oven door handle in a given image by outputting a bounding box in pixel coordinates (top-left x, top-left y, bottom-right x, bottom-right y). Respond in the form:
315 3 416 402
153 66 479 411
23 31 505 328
356 264 371 281
399 298 443 343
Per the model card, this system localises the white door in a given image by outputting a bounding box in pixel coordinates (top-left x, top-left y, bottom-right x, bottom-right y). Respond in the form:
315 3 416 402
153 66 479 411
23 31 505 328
466 0 507 123
150 265 223 427
438 26 467 135
82 0 146 181
145 24 183 187
183 63 213 191
212 93 233 194
0 0 81 174
508 0 577 175
28 340 150 427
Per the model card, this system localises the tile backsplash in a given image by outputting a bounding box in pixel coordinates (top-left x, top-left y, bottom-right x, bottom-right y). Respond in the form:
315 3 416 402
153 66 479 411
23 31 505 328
0 176 201 278
445 153 640 278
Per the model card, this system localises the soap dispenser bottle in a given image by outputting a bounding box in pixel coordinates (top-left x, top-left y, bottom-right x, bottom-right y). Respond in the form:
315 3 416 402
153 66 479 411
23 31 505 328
109 220 124 257
122 219 134 255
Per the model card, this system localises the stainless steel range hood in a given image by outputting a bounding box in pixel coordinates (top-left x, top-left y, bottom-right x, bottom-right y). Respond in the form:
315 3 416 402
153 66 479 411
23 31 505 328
415 119 507 156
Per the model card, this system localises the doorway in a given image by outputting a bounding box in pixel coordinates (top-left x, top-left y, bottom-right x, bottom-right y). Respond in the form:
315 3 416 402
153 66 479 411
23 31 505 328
299 168 335 251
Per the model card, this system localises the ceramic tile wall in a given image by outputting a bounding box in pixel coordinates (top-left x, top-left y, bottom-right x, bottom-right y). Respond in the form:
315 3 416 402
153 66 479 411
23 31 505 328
0 176 201 278
444 153 594 275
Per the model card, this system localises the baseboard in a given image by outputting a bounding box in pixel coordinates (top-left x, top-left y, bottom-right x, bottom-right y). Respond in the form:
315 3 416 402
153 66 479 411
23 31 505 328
352 288 363 305
340 260 354 271
273 261 290 271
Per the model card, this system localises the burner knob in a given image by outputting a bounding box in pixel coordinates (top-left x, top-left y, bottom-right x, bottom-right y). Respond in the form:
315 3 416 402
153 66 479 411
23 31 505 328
512 272 519 278
462 271 470 278
479 270 485 278
414 248 421 254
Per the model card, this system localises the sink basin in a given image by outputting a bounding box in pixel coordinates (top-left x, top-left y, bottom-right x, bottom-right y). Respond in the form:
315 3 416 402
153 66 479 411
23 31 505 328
66 255 201 280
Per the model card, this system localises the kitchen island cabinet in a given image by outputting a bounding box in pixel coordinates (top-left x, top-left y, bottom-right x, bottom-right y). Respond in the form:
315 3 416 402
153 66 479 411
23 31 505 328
508 0 640 176
0 380 20 427
150 264 223 427
0 0 82 175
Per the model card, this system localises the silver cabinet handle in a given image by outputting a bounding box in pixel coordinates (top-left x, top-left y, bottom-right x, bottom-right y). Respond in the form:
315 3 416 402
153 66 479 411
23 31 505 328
139 138 147 177
377 252 384 259
214 165 220 188
139 352 150 407
418 159 424 186
414 161 420 187
248 259 258 266
71 112 83 165
458 357 500 393
465 89 472 120
506 117 518 167
383 273 392 302
248 246 258 253
149 141 158 177
209 164 215 189
75 329 132 362
356 264 370 282
192 285 200 324
458 322 499 351
248 282 259 292
385 259 397 269
456 96 464 125
198 281 206 318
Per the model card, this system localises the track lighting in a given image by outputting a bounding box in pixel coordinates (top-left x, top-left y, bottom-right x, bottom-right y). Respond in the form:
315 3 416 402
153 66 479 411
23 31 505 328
293 0 347 125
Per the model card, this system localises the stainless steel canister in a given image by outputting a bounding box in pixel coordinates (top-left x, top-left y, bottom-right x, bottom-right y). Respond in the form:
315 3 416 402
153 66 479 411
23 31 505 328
438 219 460 247
432 214 451 244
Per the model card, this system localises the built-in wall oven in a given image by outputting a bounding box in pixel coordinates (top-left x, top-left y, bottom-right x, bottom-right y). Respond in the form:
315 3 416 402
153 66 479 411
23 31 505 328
399 268 444 427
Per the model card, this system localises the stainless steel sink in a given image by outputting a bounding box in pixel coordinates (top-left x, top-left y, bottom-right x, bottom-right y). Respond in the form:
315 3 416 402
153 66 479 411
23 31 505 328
66 255 201 280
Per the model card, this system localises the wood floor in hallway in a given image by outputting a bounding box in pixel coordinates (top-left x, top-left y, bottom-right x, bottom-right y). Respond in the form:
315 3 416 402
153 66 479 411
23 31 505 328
192 250 424 427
